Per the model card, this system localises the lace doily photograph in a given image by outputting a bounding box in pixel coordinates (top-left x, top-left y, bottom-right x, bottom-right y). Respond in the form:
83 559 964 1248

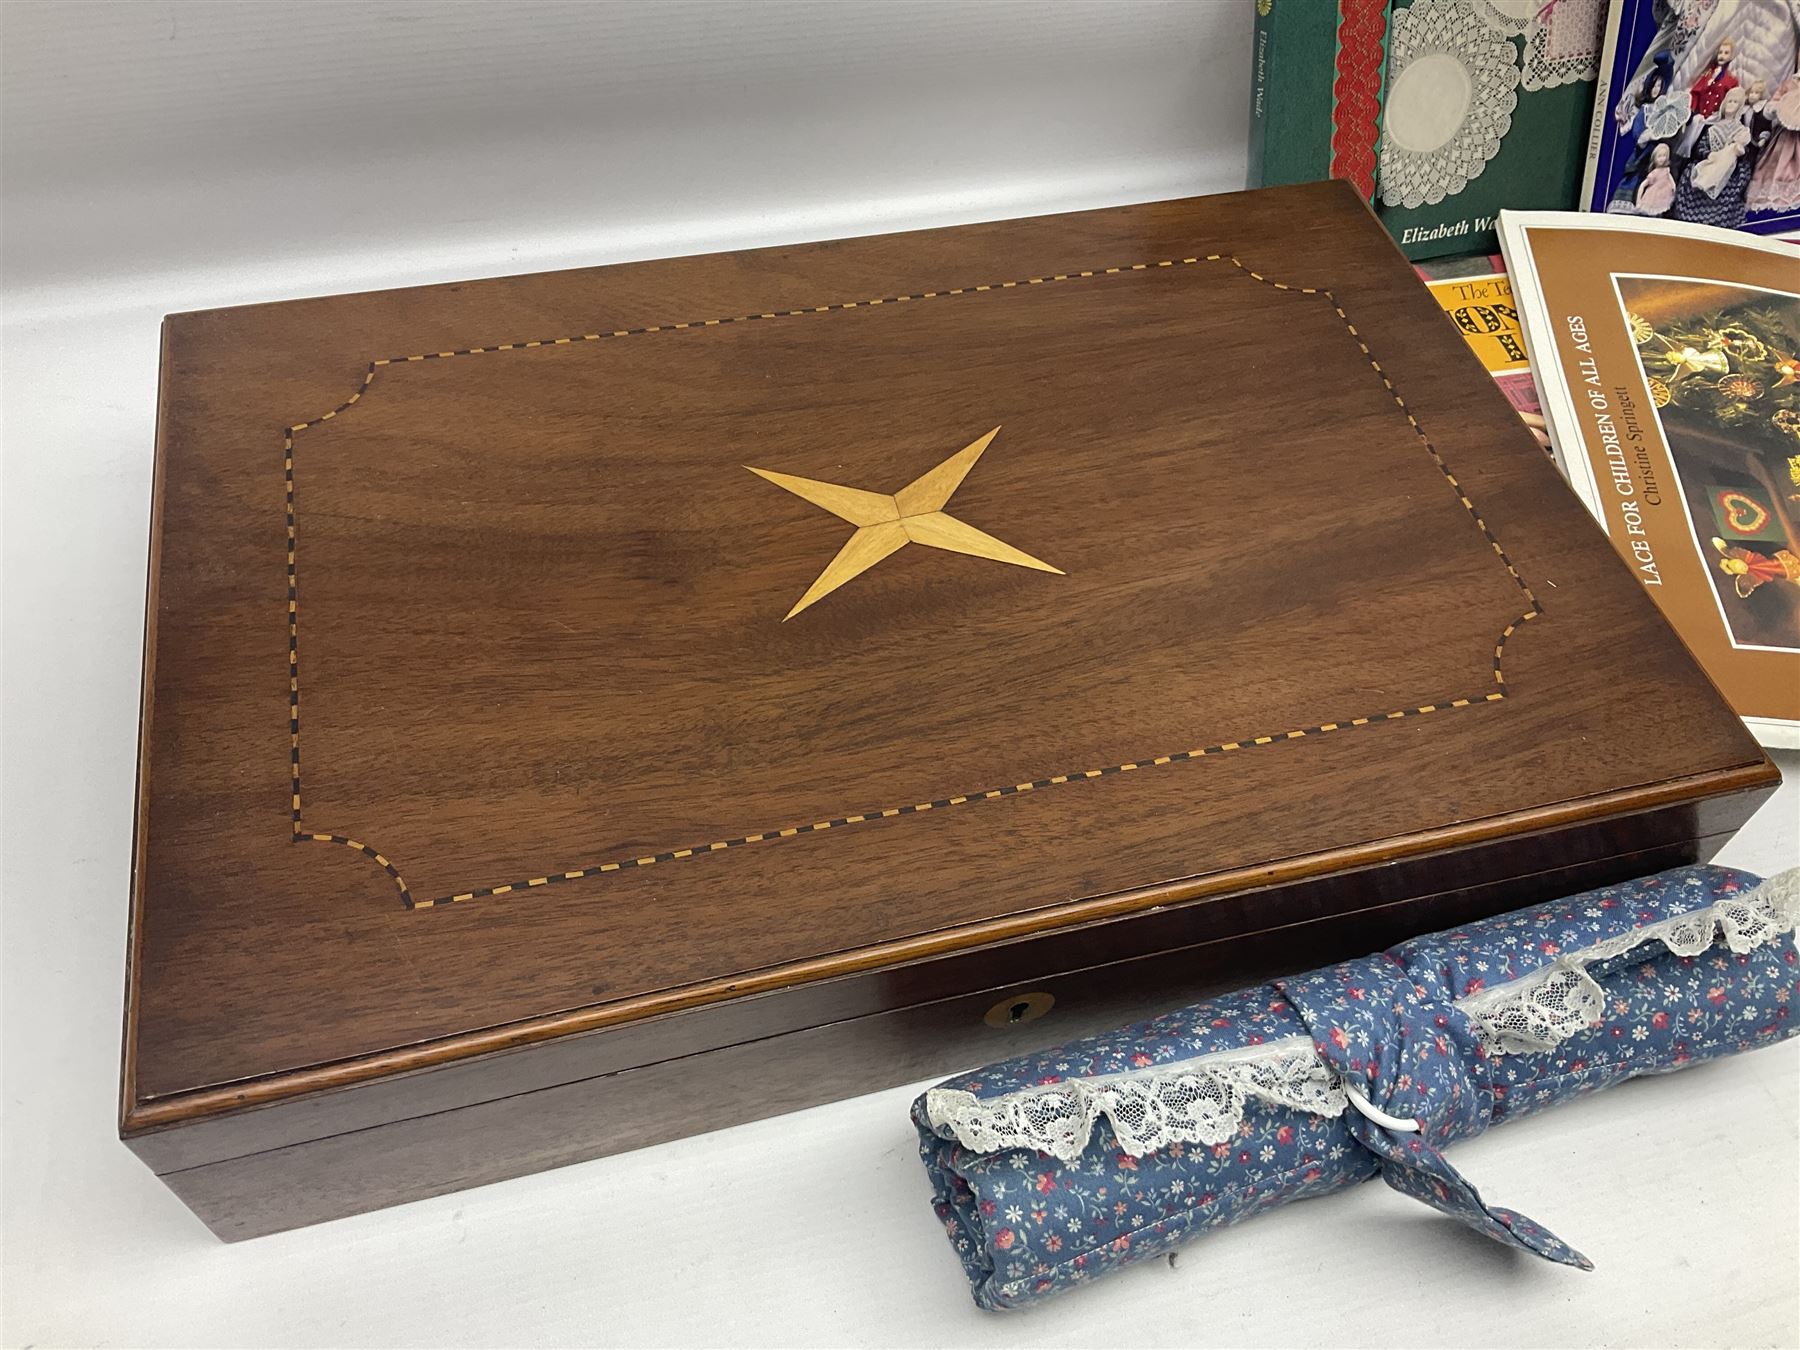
1468 0 1606 89
1376 0 1608 241
1380 0 1524 210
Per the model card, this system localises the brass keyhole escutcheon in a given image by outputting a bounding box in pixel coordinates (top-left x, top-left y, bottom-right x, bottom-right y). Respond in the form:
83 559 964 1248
984 990 1054 1029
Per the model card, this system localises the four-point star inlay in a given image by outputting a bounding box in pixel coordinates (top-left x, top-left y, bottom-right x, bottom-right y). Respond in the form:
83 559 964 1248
747 426 1064 620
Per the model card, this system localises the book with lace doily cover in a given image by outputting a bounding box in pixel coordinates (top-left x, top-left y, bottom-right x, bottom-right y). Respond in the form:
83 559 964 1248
1248 0 1610 260
123 181 1777 1241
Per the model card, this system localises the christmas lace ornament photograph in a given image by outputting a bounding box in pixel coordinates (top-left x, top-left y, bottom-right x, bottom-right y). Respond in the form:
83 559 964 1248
912 865 1799 1310
1622 277 1800 652
1497 210 1800 747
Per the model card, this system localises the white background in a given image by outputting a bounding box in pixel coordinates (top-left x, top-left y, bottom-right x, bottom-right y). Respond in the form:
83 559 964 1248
2 3 1795 1346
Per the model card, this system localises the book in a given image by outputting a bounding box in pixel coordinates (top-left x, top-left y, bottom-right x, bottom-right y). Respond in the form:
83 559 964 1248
1581 0 1800 237
1499 209 1800 746
1247 0 1609 260
1246 0 1387 201
1418 256 1553 451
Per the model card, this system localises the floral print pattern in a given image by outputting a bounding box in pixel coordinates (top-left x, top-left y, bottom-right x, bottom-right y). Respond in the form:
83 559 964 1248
912 865 1797 1309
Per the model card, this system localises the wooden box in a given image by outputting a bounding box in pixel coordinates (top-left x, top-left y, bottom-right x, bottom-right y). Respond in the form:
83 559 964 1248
124 182 1778 1239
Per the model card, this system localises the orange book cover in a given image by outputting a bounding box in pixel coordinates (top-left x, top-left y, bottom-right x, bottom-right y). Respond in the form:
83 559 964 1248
1501 211 1800 747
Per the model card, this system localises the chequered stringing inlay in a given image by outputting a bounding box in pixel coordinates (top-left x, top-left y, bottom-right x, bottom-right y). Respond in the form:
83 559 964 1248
281 253 1542 910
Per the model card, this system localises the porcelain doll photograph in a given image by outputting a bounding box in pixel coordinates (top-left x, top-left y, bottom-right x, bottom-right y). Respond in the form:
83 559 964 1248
1608 53 1692 210
1676 84 1758 225
1749 69 1800 210
1680 37 1743 156
1638 141 1680 213
1591 0 1800 234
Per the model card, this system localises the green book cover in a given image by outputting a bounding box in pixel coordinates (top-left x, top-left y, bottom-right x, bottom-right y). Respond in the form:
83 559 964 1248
1248 0 1605 261
1375 0 1606 260
1247 0 1388 200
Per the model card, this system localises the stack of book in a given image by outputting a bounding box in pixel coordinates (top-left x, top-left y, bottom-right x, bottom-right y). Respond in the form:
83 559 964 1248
1249 0 1800 256
1247 0 1799 744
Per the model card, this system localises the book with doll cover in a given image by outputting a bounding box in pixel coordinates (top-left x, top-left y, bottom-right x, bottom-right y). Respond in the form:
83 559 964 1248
1582 0 1800 238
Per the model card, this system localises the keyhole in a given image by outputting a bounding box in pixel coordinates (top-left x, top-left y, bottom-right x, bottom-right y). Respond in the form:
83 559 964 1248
984 990 1054 1028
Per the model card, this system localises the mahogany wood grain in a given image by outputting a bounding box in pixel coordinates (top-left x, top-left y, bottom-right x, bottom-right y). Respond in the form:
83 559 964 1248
152 829 1736 1240
124 773 1763 1177
124 181 1777 1235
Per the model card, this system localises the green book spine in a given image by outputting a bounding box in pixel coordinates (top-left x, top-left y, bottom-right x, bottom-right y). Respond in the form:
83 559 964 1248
1247 0 1346 189
1247 0 1269 188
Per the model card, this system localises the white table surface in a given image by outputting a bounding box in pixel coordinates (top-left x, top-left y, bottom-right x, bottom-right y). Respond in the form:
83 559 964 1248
3 5 1797 1346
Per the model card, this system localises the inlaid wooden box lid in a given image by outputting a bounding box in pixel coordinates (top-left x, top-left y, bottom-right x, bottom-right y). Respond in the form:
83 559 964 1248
127 183 1774 1151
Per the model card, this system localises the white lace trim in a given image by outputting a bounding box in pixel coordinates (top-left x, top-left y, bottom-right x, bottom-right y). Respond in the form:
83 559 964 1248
924 1038 1343 1164
925 870 1797 1161
1469 0 1535 39
1459 868 1798 1055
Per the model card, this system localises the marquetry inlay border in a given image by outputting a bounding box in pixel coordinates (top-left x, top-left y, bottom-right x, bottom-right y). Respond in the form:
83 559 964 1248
280 253 1542 910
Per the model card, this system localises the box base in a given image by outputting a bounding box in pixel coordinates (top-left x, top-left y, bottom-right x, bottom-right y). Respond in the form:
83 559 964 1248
138 831 1733 1239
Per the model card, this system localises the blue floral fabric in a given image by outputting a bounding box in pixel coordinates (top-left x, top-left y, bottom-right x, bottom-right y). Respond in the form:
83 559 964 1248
912 864 1798 1310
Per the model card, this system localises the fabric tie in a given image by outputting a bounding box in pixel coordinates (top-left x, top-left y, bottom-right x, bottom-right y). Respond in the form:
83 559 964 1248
1277 955 1592 1269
